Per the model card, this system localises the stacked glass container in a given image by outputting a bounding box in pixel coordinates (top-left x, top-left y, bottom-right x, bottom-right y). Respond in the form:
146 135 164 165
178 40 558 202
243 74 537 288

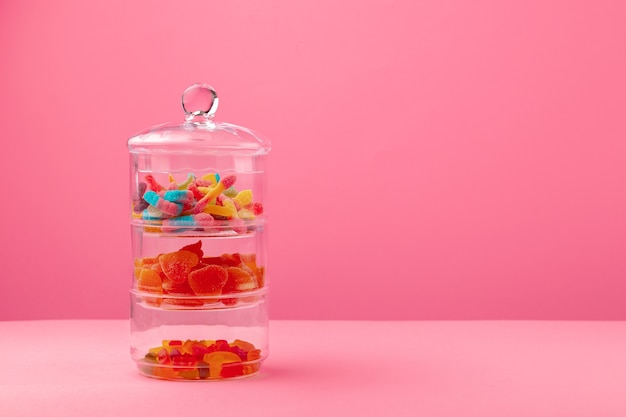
127 84 270 380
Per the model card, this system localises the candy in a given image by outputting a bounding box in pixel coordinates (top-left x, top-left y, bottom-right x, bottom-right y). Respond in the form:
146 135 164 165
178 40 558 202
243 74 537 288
158 250 199 283
188 265 228 296
223 186 238 198
180 240 203 259
138 269 163 292
142 205 168 220
145 174 166 192
201 173 220 185
176 174 195 190
203 351 243 378
187 182 204 201
237 208 255 220
223 267 258 293
161 213 215 232
232 190 253 208
138 339 261 380
143 190 183 216
190 175 236 214
137 268 163 306
162 190 193 203
202 203 235 219
135 241 264 309
250 202 264 215
133 182 149 213
135 172 264 234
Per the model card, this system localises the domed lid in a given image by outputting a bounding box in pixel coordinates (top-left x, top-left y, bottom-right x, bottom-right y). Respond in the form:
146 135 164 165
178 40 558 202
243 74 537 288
128 84 271 155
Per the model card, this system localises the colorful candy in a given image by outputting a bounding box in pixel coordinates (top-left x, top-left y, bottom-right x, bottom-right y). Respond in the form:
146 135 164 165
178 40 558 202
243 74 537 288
134 241 265 308
143 190 183 216
140 339 262 380
188 265 229 296
134 172 261 234
161 213 215 233
158 250 199 284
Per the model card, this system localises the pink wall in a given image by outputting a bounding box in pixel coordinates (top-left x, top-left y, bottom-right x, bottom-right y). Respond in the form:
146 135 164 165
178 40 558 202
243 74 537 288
1 0 625 320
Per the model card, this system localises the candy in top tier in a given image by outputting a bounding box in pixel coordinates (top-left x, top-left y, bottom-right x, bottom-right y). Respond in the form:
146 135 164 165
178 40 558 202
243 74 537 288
133 173 264 233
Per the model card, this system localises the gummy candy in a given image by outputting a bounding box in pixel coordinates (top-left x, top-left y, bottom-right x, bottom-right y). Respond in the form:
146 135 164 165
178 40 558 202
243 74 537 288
202 204 235 219
203 351 243 378
134 241 264 309
180 240 203 259
137 269 163 293
139 339 261 380
223 267 257 293
145 174 166 192
143 190 183 216
232 190 253 208
133 182 149 213
134 172 265 234
188 265 228 296
158 250 199 284
250 202 264 215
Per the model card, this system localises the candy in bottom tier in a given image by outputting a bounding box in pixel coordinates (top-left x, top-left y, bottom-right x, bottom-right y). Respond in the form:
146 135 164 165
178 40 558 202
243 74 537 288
130 289 269 381
138 339 263 380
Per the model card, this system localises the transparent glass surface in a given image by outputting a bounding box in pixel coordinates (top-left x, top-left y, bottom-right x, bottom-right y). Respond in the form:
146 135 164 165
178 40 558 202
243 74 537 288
127 84 271 381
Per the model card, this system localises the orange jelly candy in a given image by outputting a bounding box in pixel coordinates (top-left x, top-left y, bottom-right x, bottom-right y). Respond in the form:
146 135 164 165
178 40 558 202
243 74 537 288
158 250 199 284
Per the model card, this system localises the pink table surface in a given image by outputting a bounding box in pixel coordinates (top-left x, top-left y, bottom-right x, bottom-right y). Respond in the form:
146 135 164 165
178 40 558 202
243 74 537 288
1 320 625 416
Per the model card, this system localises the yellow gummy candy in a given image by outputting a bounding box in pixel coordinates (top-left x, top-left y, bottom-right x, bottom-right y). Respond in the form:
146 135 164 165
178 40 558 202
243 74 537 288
203 204 234 218
237 208 255 220
222 199 239 217
233 190 253 208
201 173 219 186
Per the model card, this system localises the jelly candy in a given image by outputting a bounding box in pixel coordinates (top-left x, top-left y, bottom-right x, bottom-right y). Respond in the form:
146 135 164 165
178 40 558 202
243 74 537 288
190 175 236 214
201 173 220 185
162 190 193 203
161 213 215 232
140 339 260 380
138 269 163 292
180 240 203 259
203 351 243 379
250 202 264 215
188 265 228 296
232 190 253 208
145 174 166 192
223 186 238 198
223 267 258 293
202 204 235 219
143 190 184 216
158 250 199 284
133 182 149 213
237 208 255 220
230 339 256 352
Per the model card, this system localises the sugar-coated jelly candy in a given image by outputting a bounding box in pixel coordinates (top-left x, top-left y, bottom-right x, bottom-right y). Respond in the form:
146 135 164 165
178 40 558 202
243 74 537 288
188 265 228 296
233 189 253 208
223 267 258 293
137 269 163 293
158 250 199 284
180 240 203 259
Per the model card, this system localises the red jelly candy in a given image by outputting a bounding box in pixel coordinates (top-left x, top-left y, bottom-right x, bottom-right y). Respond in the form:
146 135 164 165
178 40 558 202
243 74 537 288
223 267 258 293
188 265 228 296
181 240 203 260
159 250 199 284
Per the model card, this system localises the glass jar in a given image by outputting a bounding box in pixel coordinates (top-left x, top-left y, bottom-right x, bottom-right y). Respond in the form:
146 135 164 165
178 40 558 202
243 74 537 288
127 84 271 380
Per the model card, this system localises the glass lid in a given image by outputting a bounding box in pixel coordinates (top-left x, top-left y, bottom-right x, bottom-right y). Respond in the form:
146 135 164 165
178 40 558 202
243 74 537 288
128 84 271 155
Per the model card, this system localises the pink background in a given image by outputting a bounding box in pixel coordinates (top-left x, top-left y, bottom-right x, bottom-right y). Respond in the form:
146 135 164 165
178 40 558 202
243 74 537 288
1 0 625 321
